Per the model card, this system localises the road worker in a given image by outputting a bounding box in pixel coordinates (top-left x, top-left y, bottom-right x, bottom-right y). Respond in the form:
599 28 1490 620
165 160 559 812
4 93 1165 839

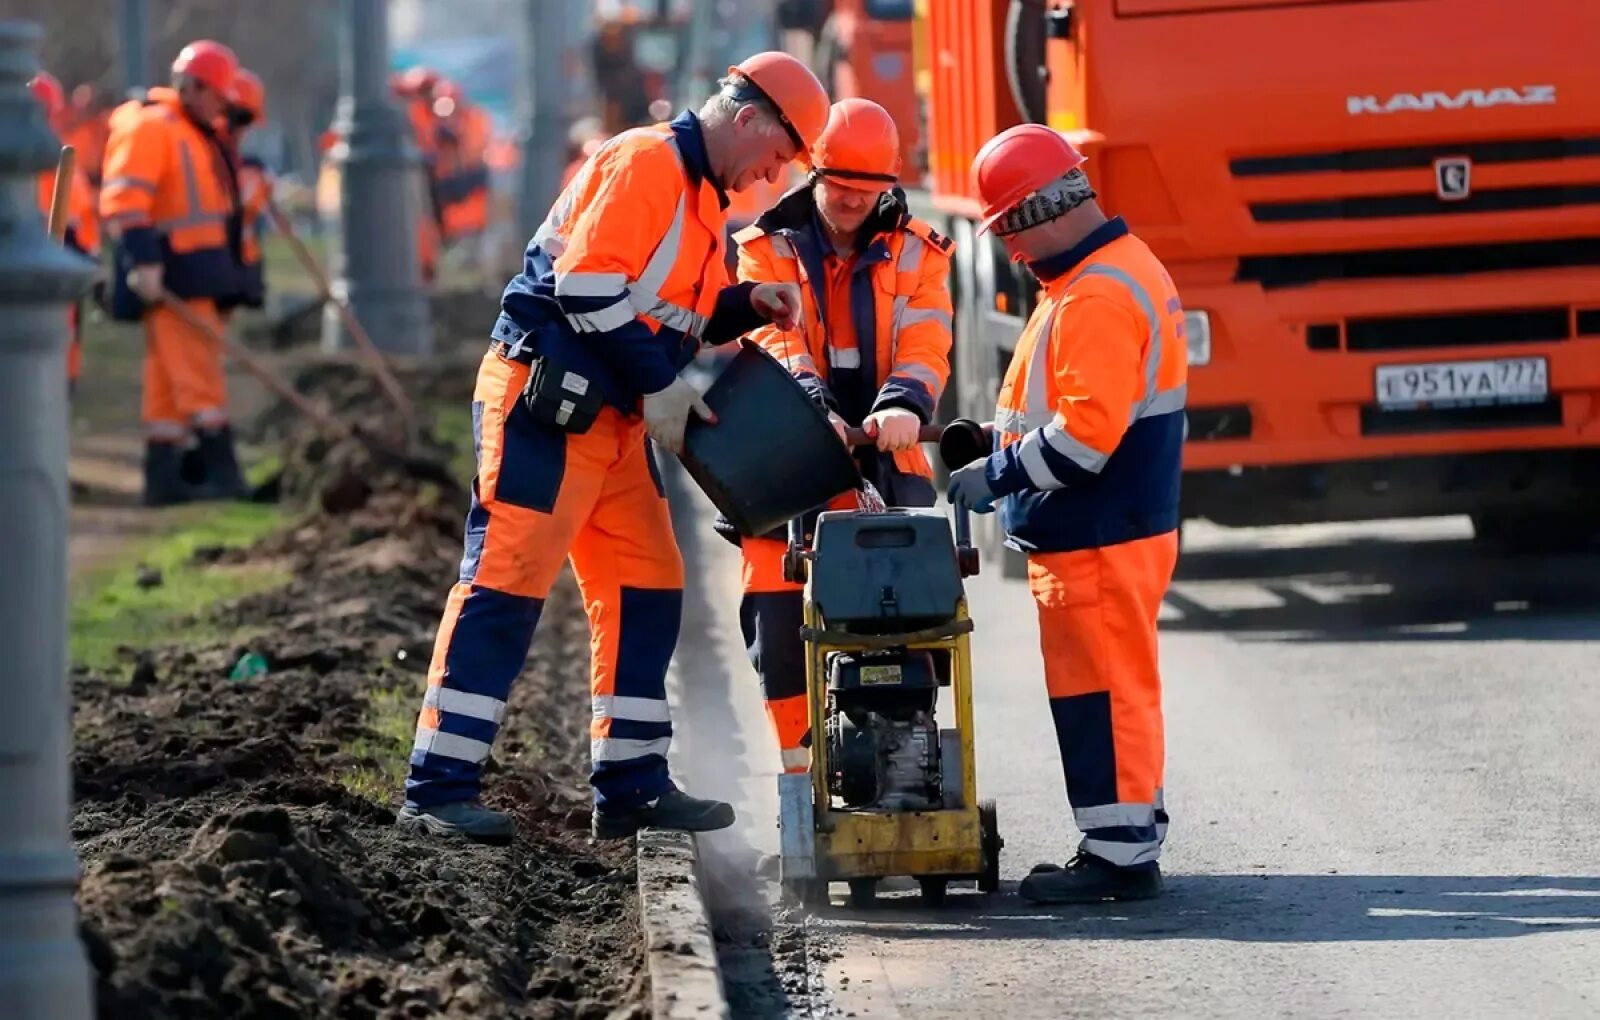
946 125 1186 903
431 82 492 248
396 52 830 844
31 70 101 397
224 69 270 314
395 67 444 284
101 40 248 507
724 98 953 775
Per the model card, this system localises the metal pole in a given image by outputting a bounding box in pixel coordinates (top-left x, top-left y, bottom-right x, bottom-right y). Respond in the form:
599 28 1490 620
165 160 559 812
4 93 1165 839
118 0 149 97
323 0 433 356
517 0 574 243
0 21 96 1020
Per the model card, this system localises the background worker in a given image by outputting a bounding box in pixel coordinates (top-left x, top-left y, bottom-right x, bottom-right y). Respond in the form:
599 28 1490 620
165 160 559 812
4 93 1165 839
724 98 953 774
397 52 828 845
100 40 249 507
223 69 271 316
946 125 1188 904
30 69 101 398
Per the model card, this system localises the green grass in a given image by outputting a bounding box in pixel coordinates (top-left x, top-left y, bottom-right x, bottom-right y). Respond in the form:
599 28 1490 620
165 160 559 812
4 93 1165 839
70 502 291 674
339 685 418 805
432 403 476 484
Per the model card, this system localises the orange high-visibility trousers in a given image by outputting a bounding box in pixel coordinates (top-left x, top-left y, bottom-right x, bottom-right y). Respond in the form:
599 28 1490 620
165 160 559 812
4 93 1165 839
1028 529 1178 867
142 299 228 439
740 536 810 773
406 350 684 812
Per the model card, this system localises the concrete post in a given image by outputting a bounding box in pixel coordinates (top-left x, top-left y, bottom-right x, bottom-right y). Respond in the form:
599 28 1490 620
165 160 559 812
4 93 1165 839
517 0 574 243
117 0 150 97
0 21 97 1020
322 0 433 356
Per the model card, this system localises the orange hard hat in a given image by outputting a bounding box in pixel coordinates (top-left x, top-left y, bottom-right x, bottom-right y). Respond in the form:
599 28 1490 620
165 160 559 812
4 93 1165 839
232 69 266 123
172 40 240 100
971 124 1087 235
728 51 829 157
401 66 440 96
29 70 66 120
812 99 900 192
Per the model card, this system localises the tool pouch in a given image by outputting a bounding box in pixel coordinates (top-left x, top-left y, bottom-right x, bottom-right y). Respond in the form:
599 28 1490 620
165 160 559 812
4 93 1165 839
522 357 604 434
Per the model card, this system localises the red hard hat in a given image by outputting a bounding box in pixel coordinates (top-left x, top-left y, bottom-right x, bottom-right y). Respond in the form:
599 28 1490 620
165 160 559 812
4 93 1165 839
232 69 266 123
728 51 829 159
401 66 440 96
812 99 900 192
971 124 1087 235
172 40 240 100
29 70 66 120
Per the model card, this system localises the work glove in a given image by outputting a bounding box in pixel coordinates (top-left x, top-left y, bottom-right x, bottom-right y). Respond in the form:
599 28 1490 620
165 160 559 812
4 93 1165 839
863 408 921 452
751 282 802 331
128 263 164 303
642 374 715 457
947 460 998 514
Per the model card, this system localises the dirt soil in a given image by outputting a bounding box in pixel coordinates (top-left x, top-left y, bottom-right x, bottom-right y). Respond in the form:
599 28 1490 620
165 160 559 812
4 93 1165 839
71 316 647 1019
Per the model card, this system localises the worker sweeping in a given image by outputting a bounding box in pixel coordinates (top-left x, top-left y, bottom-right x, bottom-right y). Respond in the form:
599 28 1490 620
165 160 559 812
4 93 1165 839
396 52 830 844
946 125 1187 903
101 40 248 506
223 69 270 315
30 70 101 397
723 98 953 775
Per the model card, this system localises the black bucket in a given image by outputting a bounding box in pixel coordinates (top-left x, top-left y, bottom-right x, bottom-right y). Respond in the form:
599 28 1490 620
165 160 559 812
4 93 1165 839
681 340 862 536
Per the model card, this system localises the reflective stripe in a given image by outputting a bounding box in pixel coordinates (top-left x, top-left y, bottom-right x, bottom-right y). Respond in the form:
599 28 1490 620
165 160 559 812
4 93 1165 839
780 746 811 771
1017 431 1063 490
1070 263 1162 417
890 362 943 393
153 144 226 233
106 209 150 224
566 298 636 334
1074 802 1158 830
1041 422 1108 473
146 420 188 441
1080 836 1161 867
1142 383 1187 417
769 234 796 260
897 234 927 274
781 352 819 374
413 727 493 765
425 686 508 724
830 346 862 369
592 695 671 724
191 408 228 428
1004 304 1061 434
897 306 953 332
638 298 707 336
592 736 671 762
556 271 628 297
103 175 157 193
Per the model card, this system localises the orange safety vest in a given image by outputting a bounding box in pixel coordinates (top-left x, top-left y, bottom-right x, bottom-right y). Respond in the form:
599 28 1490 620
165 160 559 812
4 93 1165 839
100 87 241 306
734 187 953 487
990 218 1188 553
238 157 272 307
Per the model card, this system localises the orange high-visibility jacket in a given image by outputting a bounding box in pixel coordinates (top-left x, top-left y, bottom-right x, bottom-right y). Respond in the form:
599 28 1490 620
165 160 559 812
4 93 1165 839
491 113 759 412
987 217 1188 553
734 186 954 485
237 156 272 307
100 87 242 301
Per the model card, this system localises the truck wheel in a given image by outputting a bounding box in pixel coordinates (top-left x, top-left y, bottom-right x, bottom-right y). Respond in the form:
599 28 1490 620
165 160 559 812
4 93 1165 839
1472 512 1600 555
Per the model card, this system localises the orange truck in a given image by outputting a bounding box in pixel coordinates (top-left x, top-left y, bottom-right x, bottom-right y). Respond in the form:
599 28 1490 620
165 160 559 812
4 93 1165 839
856 0 1600 555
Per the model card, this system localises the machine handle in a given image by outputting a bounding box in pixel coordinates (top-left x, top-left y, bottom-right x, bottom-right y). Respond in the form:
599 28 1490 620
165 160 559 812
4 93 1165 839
841 423 945 448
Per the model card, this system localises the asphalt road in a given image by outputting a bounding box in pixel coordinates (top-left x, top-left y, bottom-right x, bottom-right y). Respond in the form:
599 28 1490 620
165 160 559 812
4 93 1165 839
664 474 1600 1019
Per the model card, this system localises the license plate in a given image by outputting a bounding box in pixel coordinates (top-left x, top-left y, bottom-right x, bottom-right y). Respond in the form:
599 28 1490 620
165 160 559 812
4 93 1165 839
1374 357 1548 409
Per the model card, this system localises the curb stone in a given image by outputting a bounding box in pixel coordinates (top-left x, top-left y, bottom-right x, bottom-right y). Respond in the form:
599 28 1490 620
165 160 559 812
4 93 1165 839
636 828 730 1019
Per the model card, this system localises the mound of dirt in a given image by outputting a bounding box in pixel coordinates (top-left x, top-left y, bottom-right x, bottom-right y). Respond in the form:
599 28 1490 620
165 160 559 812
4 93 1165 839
73 340 645 1018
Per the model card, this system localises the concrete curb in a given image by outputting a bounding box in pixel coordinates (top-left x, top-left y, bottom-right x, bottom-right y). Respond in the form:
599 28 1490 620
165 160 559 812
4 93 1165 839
636 829 730 1019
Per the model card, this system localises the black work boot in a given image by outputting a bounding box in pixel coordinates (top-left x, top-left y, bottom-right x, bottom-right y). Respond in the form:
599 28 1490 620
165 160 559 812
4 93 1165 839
395 801 515 845
142 441 199 507
1019 852 1163 904
195 425 248 500
591 787 736 840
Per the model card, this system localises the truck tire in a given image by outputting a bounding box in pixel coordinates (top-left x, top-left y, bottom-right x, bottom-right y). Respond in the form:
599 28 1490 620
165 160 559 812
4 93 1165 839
1004 0 1050 125
1472 512 1600 556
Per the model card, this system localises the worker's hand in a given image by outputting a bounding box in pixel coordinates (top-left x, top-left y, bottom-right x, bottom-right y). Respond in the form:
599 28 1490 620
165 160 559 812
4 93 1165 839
827 410 849 445
128 264 164 303
947 460 998 514
642 375 715 457
751 282 802 331
863 408 921 452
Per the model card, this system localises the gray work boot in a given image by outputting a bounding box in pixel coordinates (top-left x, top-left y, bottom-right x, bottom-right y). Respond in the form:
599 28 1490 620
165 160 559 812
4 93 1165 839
591 788 736 840
395 801 515 845
1019 852 1163 904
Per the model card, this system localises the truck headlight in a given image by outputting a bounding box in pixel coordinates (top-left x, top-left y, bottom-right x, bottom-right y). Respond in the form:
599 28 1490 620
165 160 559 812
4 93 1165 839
1184 310 1212 367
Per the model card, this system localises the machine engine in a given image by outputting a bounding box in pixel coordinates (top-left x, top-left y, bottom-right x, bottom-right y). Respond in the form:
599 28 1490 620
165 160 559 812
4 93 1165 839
824 650 945 811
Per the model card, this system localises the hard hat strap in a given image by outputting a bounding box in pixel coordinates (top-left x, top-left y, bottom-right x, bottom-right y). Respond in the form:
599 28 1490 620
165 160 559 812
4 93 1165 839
815 166 898 185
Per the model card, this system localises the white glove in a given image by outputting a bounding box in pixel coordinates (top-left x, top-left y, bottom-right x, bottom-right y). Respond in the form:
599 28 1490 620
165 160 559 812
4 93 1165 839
642 375 715 456
863 408 921 452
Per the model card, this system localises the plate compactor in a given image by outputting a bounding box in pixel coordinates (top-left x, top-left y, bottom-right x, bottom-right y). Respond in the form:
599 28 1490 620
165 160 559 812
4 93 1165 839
776 420 1002 908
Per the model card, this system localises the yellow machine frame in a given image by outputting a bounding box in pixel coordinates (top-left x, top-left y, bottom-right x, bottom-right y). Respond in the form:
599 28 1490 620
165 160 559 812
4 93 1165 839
801 593 986 883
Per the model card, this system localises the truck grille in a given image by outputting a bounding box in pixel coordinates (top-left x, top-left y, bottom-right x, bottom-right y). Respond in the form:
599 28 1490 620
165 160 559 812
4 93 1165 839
1340 309 1570 352
1251 185 1600 223
1236 237 1600 289
1231 136 1600 177
1359 399 1563 437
